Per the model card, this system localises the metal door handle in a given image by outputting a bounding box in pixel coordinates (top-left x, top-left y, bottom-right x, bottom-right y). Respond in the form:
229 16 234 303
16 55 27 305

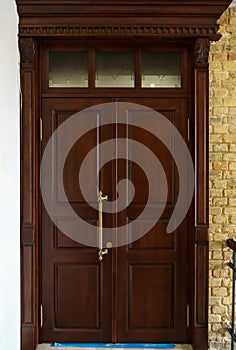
98 190 108 262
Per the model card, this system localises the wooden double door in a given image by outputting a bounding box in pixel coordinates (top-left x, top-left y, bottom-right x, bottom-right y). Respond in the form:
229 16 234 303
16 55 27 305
40 97 190 343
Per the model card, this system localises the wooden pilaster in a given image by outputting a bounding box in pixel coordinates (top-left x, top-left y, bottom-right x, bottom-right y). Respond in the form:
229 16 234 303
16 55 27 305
193 37 210 350
19 37 38 350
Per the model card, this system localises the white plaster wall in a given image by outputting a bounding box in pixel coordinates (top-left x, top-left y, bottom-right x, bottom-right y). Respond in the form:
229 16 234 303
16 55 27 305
0 0 20 349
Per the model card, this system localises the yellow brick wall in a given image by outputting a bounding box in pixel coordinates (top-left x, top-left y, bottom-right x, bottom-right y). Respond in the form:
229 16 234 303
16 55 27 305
209 7 236 349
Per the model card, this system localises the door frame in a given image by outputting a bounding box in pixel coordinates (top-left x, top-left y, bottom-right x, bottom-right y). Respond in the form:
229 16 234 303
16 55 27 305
19 35 209 350
17 0 231 346
17 0 234 346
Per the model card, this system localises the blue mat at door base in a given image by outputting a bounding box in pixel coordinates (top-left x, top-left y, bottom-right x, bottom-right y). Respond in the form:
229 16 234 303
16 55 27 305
51 343 175 348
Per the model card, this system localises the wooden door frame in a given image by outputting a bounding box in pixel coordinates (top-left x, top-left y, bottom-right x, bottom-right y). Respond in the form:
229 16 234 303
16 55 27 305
17 2 232 349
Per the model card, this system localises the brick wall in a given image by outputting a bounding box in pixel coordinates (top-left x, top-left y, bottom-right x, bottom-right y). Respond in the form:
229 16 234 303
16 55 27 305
209 7 236 350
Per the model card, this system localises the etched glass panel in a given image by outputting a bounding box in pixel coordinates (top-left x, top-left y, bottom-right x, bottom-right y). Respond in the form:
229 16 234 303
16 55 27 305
49 51 88 87
142 52 181 88
96 51 134 87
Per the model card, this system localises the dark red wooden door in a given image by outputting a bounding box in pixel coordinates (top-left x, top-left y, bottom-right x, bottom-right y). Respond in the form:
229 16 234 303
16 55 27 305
115 98 189 343
40 98 114 342
40 97 189 343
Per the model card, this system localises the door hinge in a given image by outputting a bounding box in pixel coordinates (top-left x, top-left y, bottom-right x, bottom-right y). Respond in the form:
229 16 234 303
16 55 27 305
187 304 190 328
187 117 190 142
40 117 43 142
40 304 43 328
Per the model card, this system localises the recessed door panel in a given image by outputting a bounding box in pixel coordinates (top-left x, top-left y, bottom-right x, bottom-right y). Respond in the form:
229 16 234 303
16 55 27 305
128 220 174 250
55 264 100 328
128 264 174 329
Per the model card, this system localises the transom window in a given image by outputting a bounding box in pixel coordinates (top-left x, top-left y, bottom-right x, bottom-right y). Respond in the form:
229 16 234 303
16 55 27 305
48 49 182 89
49 51 88 87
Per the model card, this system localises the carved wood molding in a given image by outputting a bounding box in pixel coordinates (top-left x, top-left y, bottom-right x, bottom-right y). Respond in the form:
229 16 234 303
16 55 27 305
19 38 35 64
195 38 210 66
19 25 219 38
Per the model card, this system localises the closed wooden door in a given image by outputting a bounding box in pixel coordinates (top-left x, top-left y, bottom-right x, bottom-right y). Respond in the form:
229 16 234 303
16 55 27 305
40 97 189 343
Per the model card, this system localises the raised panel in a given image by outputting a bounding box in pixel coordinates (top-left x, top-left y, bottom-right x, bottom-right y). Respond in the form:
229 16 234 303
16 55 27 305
52 109 99 203
55 264 101 328
127 109 177 204
51 108 114 204
21 225 35 242
54 219 98 249
22 70 35 225
128 264 174 329
195 69 209 226
128 220 174 250
22 244 34 325
195 242 208 326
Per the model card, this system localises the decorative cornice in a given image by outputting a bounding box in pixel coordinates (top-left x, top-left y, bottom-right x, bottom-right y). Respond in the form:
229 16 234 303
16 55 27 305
19 25 219 38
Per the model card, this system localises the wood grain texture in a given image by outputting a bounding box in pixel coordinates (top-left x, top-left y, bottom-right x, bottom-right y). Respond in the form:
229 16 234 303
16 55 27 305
16 1 231 40
112 99 188 343
21 326 35 350
22 244 35 325
194 40 210 227
17 2 229 349
194 242 209 327
40 98 113 343
21 70 35 225
191 38 210 350
40 97 188 343
20 38 38 350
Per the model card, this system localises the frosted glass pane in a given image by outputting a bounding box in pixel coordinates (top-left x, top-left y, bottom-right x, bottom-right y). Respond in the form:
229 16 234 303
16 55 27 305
96 51 134 87
49 51 88 87
142 52 181 88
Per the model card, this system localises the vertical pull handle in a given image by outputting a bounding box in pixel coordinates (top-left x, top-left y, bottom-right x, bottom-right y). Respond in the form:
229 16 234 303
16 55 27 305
98 190 108 262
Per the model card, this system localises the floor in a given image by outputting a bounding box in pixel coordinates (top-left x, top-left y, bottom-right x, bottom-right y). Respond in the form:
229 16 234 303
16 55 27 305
37 345 193 350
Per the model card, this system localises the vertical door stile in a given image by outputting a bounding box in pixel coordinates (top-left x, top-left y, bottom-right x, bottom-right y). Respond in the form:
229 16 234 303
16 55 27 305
112 99 118 343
